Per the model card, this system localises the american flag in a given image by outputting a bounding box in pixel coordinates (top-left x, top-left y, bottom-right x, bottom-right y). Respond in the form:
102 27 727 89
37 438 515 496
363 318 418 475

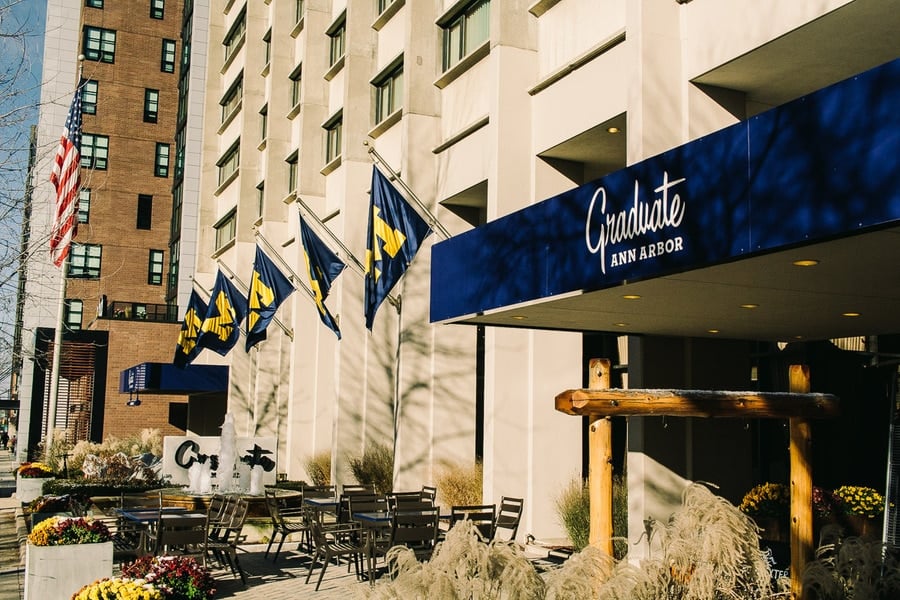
49 85 83 267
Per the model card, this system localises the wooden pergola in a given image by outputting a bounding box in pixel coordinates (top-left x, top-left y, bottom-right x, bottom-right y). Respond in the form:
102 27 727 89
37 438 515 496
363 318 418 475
555 359 840 598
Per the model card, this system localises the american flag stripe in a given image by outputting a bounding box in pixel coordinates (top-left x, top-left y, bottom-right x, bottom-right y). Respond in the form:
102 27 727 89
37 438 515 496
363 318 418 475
49 86 83 268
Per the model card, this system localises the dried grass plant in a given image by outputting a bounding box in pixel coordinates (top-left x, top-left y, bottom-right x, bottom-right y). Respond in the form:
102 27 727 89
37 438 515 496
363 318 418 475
436 460 483 507
304 450 332 486
53 428 162 475
555 476 590 550
802 528 900 599
348 442 394 493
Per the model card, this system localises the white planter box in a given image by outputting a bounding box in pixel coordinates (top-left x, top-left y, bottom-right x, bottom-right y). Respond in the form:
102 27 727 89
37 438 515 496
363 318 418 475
24 541 113 600
16 476 53 504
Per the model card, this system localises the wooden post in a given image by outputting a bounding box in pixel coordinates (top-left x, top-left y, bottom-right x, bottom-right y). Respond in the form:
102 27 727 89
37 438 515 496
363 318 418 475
588 358 614 555
789 364 813 599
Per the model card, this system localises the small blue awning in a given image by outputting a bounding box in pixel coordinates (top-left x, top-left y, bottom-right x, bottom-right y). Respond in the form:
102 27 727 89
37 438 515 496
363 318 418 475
119 363 228 395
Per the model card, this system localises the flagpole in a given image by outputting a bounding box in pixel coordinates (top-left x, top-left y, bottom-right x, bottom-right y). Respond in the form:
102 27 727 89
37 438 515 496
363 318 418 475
294 200 367 275
252 231 316 300
44 261 68 461
217 260 294 339
364 142 451 240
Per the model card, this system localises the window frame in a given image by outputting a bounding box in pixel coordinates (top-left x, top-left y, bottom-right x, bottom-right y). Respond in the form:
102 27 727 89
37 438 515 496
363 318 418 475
374 59 403 125
327 14 346 67
64 299 84 331
217 140 240 186
144 88 160 123
148 249 164 285
324 113 342 165
150 0 164 19
78 188 91 224
441 0 490 72
155 143 171 177
81 133 110 170
289 64 302 109
81 80 99 115
286 151 298 193
223 9 247 63
85 0 103 9
220 74 243 123
137 194 153 230
161 38 177 73
214 209 237 250
69 243 102 279
83 26 116 63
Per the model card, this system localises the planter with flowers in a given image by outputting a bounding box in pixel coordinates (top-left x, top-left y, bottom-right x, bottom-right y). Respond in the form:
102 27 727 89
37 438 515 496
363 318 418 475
830 485 885 540
120 555 216 599
72 578 163 600
15 462 55 504
739 482 790 542
24 516 113 600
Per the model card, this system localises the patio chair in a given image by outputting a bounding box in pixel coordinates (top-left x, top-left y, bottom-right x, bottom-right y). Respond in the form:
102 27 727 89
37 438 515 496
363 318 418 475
264 488 308 561
492 496 524 542
421 486 437 503
450 504 496 541
206 497 250 584
369 506 440 579
147 513 209 563
305 508 369 591
112 491 163 563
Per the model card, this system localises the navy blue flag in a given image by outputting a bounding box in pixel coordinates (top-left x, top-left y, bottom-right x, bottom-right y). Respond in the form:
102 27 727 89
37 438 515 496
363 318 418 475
197 270 248 356
246 246 296 351
300 215 345 339
365 166 432 330
173 289 208 368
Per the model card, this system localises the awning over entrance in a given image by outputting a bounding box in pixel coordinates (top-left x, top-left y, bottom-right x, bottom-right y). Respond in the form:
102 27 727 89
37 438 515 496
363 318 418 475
119 363 228 395
430 58 900 341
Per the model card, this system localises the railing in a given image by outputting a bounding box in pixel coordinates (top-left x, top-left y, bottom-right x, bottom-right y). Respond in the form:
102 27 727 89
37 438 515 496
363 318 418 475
104 301 179 323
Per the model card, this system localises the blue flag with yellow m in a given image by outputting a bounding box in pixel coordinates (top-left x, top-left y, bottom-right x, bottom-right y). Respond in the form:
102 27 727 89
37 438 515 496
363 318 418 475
365 166 432 330
173 288 208 368
300 215 345 339
197 270 248 356
246 246 295 351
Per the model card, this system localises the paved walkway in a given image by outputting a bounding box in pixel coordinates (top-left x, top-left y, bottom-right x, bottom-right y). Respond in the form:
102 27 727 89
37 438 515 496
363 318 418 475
0 452 371 600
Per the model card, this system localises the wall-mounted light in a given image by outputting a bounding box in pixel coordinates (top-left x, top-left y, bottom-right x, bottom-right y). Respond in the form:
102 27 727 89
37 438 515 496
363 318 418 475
126 391 141 407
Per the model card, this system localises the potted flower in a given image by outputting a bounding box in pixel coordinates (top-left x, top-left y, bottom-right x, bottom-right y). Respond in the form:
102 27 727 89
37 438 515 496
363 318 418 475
73 577 163 600
739 482 789 542
24 516 114 600
121 555 216 599
16 461 55 503
831 485 885 539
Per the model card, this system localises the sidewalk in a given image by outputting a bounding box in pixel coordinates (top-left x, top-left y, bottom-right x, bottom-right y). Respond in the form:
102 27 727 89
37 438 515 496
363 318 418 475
0 451 371 599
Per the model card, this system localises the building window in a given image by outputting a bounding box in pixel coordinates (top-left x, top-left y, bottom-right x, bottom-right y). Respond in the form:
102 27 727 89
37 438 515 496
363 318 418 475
442 0 490 71
161 39 177 73
148 250 164 285
256 181 265 217
221 74 243 123
295 0 304 23
263 28 271 66
286 152 298 193
69 243 102 279
150 0 164 19
259 104 268 141
83 27 116 63
324 113 342 164
155 143 170 177
81 133 109 169
328 16 345 67
214 209 237 250
137 195 153 230
144 88 159 123
85 0 103 8
377 0 396 14
64 299 83 331
81 80 98 115
217 141 240 186
289 65 302 108
78 188 91 223
224 10 246 63
374 61 403 124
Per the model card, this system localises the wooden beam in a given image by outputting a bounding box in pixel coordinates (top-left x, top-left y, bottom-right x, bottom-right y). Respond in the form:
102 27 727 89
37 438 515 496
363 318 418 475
555 388 839 419
789 365 814 599
587 359 614 556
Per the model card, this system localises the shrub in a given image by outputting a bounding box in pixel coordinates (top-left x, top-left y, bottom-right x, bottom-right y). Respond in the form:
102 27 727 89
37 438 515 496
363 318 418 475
304 450 331 486
121 555 216 600
435 460 482 507
348 442 394 494
42 478 161 498
50 428 163 475
555 477 590 551
73 578 163 600
27 516 111 546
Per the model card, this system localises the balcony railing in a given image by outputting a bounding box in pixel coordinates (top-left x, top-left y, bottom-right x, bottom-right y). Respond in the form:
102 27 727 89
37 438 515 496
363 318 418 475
104 301 179 323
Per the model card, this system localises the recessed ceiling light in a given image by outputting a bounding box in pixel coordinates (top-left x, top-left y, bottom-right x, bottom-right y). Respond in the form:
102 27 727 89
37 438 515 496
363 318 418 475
622 294 641 300
842 312 860 318
614 322 628 327
511 315 527 320
707 329 720 334
793 259 819 267
607 126 620 134
740 304 759 309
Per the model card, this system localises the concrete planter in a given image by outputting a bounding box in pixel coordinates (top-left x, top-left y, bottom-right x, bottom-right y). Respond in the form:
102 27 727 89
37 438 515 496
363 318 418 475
24 541 113 600
15 476 53 504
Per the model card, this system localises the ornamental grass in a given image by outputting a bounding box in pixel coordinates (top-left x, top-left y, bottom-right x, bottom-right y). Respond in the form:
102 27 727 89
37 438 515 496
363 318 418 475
27 516 110 546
